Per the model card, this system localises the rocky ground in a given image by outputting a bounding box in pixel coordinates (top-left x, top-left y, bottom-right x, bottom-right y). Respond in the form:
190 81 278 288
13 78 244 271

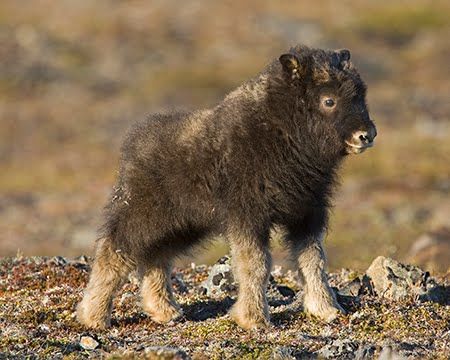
1 255 449 359
1 0 449 273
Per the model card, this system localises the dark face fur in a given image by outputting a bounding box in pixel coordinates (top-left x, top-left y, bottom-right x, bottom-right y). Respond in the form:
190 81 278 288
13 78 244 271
278 46 377 156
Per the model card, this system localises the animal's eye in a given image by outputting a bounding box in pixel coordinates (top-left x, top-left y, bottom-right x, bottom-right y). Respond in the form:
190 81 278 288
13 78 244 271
324 98 335 107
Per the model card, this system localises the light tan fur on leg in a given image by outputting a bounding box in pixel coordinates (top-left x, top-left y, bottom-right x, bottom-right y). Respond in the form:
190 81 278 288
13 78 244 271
228 230 272 330
295 232 345 322
139 261 183 323
77 238 133 329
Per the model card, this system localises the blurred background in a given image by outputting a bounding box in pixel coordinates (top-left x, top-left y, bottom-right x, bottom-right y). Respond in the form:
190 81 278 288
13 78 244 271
1 0 449 274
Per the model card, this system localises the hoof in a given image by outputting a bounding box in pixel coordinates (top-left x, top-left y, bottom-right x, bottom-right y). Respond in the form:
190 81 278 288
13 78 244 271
304 294 346 322
311 304 345 322
144 303 184 324
229 304 270 330
76 300 111 330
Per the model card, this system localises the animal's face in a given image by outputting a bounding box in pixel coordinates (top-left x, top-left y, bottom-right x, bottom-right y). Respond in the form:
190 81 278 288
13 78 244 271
279 46 377 156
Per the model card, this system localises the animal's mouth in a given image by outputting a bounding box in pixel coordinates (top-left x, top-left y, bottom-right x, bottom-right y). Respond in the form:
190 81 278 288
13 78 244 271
344 140 374 154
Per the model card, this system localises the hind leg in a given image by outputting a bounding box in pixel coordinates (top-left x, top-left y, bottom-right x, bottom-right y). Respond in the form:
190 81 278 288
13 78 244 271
139 259 183 323
77 237 133 329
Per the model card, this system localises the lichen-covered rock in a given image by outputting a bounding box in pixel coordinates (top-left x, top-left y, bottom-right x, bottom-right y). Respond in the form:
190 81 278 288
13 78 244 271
317 339 359 358
366 256 439 300
200 256 237 297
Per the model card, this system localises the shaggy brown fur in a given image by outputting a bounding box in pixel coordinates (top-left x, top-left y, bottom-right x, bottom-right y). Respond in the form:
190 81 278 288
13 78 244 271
77 45 377 330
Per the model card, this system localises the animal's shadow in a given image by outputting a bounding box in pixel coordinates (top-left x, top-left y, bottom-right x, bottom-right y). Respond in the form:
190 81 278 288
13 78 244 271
114 287 365 327
181 294 299 322
182 296 234 321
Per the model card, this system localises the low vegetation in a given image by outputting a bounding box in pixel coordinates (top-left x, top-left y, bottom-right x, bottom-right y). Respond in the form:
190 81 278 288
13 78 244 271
1 256 449 358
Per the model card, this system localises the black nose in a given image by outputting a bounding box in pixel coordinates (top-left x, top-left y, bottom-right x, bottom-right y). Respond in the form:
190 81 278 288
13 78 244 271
359 133 372 144
360 127 377 144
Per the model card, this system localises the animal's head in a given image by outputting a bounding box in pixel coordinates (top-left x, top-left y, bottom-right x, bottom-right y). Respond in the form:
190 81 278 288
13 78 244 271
276 45 377 156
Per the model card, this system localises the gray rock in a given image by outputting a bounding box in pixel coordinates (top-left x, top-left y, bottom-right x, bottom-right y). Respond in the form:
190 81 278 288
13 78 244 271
338 278 363 297
378 346 407 360
201 256 236 297
317 339 359 358
379 339 430 359
79 335 99 350
144 346 189 359
72 254 90 263
271 346 314 360
366 256 431 300
355 344 376 359
50 256 67 266
70 255 90 267
271 346 297 360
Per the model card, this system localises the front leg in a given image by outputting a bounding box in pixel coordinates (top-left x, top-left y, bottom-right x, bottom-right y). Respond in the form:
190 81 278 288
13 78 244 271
287 229 346 322
227 226 272 330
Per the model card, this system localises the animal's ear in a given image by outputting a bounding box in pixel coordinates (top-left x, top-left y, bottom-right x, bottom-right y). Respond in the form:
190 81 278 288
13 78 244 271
334 49 351 69
279 53 301 77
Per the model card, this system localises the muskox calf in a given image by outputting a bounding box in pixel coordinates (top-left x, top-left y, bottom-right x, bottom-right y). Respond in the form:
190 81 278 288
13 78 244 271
77 45 377 330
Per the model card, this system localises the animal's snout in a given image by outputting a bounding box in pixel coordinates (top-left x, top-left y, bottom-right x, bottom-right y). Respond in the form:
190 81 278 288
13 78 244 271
353 126 377 147
345 126 377 154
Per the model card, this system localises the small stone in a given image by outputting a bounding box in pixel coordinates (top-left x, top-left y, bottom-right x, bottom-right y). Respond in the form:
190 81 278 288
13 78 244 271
38 324 50 333
144 346 189 359
378 346 407 360
50 256 67 266
354 344 376 359
271 346 296 360
79 336 99 350
271 265 284 278
338 278 362 297
71 255 90 265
